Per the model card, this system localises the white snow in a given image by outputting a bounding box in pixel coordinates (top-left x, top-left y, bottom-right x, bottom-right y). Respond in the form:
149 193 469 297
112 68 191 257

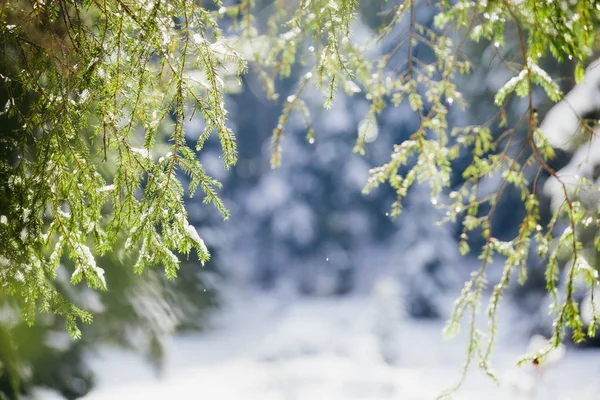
73 243 106 288
525 334 566 371
130 147 152 159
98 185 115 192
540 58 600 211
192 33 205 45
540 57 600 150
581 291 600 326
210 41 239 60
183 219 209 260
358 118 379 143
543 133 600 210
83 288 600 400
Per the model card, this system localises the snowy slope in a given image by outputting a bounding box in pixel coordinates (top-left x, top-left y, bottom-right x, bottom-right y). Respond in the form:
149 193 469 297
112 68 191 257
80 287 600 400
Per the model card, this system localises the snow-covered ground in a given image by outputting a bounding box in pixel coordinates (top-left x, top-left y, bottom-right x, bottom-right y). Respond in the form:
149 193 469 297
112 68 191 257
77 286 600 400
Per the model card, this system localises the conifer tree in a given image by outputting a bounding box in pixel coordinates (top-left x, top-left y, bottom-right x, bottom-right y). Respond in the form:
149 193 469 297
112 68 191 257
1 0 600 396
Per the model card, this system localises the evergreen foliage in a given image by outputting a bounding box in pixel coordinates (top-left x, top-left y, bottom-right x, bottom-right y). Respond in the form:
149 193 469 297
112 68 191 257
2 0 600 396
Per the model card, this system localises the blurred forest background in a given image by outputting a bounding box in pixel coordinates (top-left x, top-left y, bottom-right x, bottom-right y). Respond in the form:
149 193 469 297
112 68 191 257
1 0 598 399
